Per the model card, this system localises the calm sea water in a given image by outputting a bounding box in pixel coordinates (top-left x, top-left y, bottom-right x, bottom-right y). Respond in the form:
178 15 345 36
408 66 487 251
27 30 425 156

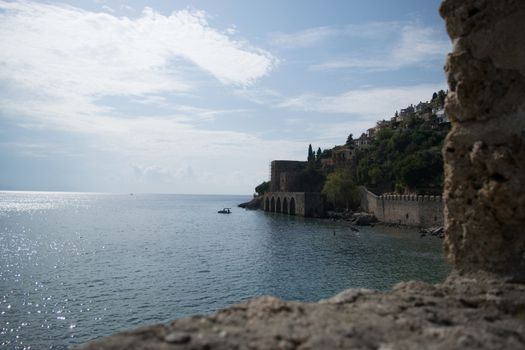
0 191 449 349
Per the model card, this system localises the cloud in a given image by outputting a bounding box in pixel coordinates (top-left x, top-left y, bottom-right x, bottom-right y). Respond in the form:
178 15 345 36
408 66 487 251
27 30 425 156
309 23 450 71
270 26 339 48
0 1 286 194
270 22 400 49
101 5 114 13
278 83 445 118
0 141 81 158
0 0 277 102
132 164 177 183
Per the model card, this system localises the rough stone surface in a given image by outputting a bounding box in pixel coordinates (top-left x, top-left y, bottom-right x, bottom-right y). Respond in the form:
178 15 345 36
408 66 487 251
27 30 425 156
360 187 444 227
238 196 262 210
76 1 525 349
440 0 525 280
77 275 525 350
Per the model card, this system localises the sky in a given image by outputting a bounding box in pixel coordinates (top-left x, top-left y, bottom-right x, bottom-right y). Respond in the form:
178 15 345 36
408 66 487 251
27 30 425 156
0 0 450 194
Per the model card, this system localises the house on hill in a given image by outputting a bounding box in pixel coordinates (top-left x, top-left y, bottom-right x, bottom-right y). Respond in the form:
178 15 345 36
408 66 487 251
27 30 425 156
355 133 371 149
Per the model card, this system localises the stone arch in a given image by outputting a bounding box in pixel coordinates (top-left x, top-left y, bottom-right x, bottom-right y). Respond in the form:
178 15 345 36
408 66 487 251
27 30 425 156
265 197 270 212
282 197 289 214
270 197 275 212
289 197 296 215
276 197 282 213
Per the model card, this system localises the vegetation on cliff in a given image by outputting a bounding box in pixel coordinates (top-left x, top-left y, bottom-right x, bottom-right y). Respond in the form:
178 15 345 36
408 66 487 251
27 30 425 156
322 169 359 210
254 90 449 209
354 118 446 194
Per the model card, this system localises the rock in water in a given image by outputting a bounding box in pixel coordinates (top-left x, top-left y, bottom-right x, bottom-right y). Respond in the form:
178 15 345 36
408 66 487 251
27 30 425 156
238 196 262 210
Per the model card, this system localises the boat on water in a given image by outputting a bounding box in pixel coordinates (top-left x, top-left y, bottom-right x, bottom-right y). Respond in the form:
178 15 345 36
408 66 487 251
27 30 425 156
218 208 231 214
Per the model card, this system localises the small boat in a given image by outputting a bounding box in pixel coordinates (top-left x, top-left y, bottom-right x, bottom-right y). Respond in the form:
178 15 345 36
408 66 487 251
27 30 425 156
218 208 231 214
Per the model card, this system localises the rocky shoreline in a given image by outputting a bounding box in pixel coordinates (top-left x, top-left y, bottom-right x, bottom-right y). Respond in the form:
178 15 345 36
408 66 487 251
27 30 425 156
77 274 525 350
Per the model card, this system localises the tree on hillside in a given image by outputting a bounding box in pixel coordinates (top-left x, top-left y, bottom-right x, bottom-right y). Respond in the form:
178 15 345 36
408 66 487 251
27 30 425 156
322 169 359 210
437 90 447 106
316 147 322 161
307 144 315 163
346 133 354 147
255 181 270 196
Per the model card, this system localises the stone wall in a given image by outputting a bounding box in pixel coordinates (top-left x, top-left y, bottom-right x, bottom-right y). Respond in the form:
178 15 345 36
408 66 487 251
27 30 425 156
360 187 444 227
270 161 306 192
440 0 525 281
263 192 325 217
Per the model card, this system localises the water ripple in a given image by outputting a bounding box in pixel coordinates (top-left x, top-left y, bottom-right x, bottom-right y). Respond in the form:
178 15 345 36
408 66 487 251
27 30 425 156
0 192 448 349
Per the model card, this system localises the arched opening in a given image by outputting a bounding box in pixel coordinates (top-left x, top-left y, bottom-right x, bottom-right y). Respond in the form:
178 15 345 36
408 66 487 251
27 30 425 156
276 197 282 213
289 197 296 215
264 197 270 212
270 197 275 212
283 198 288 214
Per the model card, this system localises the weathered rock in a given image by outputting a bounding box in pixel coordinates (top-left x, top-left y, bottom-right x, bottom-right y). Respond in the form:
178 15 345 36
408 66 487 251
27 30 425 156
238 196 262 210
440 0 525 281
76 275 525 350
351 212 378 226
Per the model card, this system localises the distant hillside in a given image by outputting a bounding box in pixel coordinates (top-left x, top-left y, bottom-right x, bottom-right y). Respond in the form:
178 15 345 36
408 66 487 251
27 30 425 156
255 90 450 207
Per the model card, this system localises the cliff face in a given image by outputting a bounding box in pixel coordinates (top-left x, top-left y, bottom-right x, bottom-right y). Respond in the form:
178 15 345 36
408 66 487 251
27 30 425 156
77 1 525 349
440 0 525 280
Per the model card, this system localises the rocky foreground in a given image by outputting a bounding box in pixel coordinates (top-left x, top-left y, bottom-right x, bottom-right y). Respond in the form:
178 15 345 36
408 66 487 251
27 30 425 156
77 275 525 350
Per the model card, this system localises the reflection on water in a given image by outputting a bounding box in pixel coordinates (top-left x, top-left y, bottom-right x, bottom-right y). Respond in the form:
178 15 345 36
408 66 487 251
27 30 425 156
0 191 449 349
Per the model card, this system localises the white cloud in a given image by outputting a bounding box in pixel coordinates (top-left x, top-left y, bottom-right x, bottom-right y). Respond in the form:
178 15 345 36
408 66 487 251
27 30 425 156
101 5 114 13
270 22 399 49
120 5 136 12
0 141 81 158
0 0 277 101
270 26 339 48
278 83 445 117
0 1 285 193
309 23 450 71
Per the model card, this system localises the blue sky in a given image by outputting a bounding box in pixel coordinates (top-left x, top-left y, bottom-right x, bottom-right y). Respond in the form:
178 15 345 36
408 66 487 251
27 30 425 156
0 0 450 194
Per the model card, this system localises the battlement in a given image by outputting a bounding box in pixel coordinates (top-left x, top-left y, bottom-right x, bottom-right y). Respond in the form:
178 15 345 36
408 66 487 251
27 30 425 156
378 194 443 202
360 187 443 227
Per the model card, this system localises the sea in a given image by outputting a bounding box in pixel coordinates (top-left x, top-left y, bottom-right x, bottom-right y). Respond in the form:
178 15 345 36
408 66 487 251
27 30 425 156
0 191 449 349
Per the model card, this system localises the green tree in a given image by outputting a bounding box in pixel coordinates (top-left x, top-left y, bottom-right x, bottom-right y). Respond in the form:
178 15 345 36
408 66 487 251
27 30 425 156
345 133 354 147
307 144 314 163
437 90 447 106
255 181 270 196
322 169 359 210
316 147 322 161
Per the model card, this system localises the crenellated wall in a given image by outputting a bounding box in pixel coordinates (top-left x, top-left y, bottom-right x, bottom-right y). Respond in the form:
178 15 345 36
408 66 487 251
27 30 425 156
360 187 444 227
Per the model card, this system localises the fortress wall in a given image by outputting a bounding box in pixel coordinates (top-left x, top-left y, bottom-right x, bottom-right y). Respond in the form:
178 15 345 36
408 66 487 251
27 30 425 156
360 187 444 227
418 196 444 227
377 195 421 226
304 193 325 218
359 186 378 214
262 192 324 217
270 161 306 192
